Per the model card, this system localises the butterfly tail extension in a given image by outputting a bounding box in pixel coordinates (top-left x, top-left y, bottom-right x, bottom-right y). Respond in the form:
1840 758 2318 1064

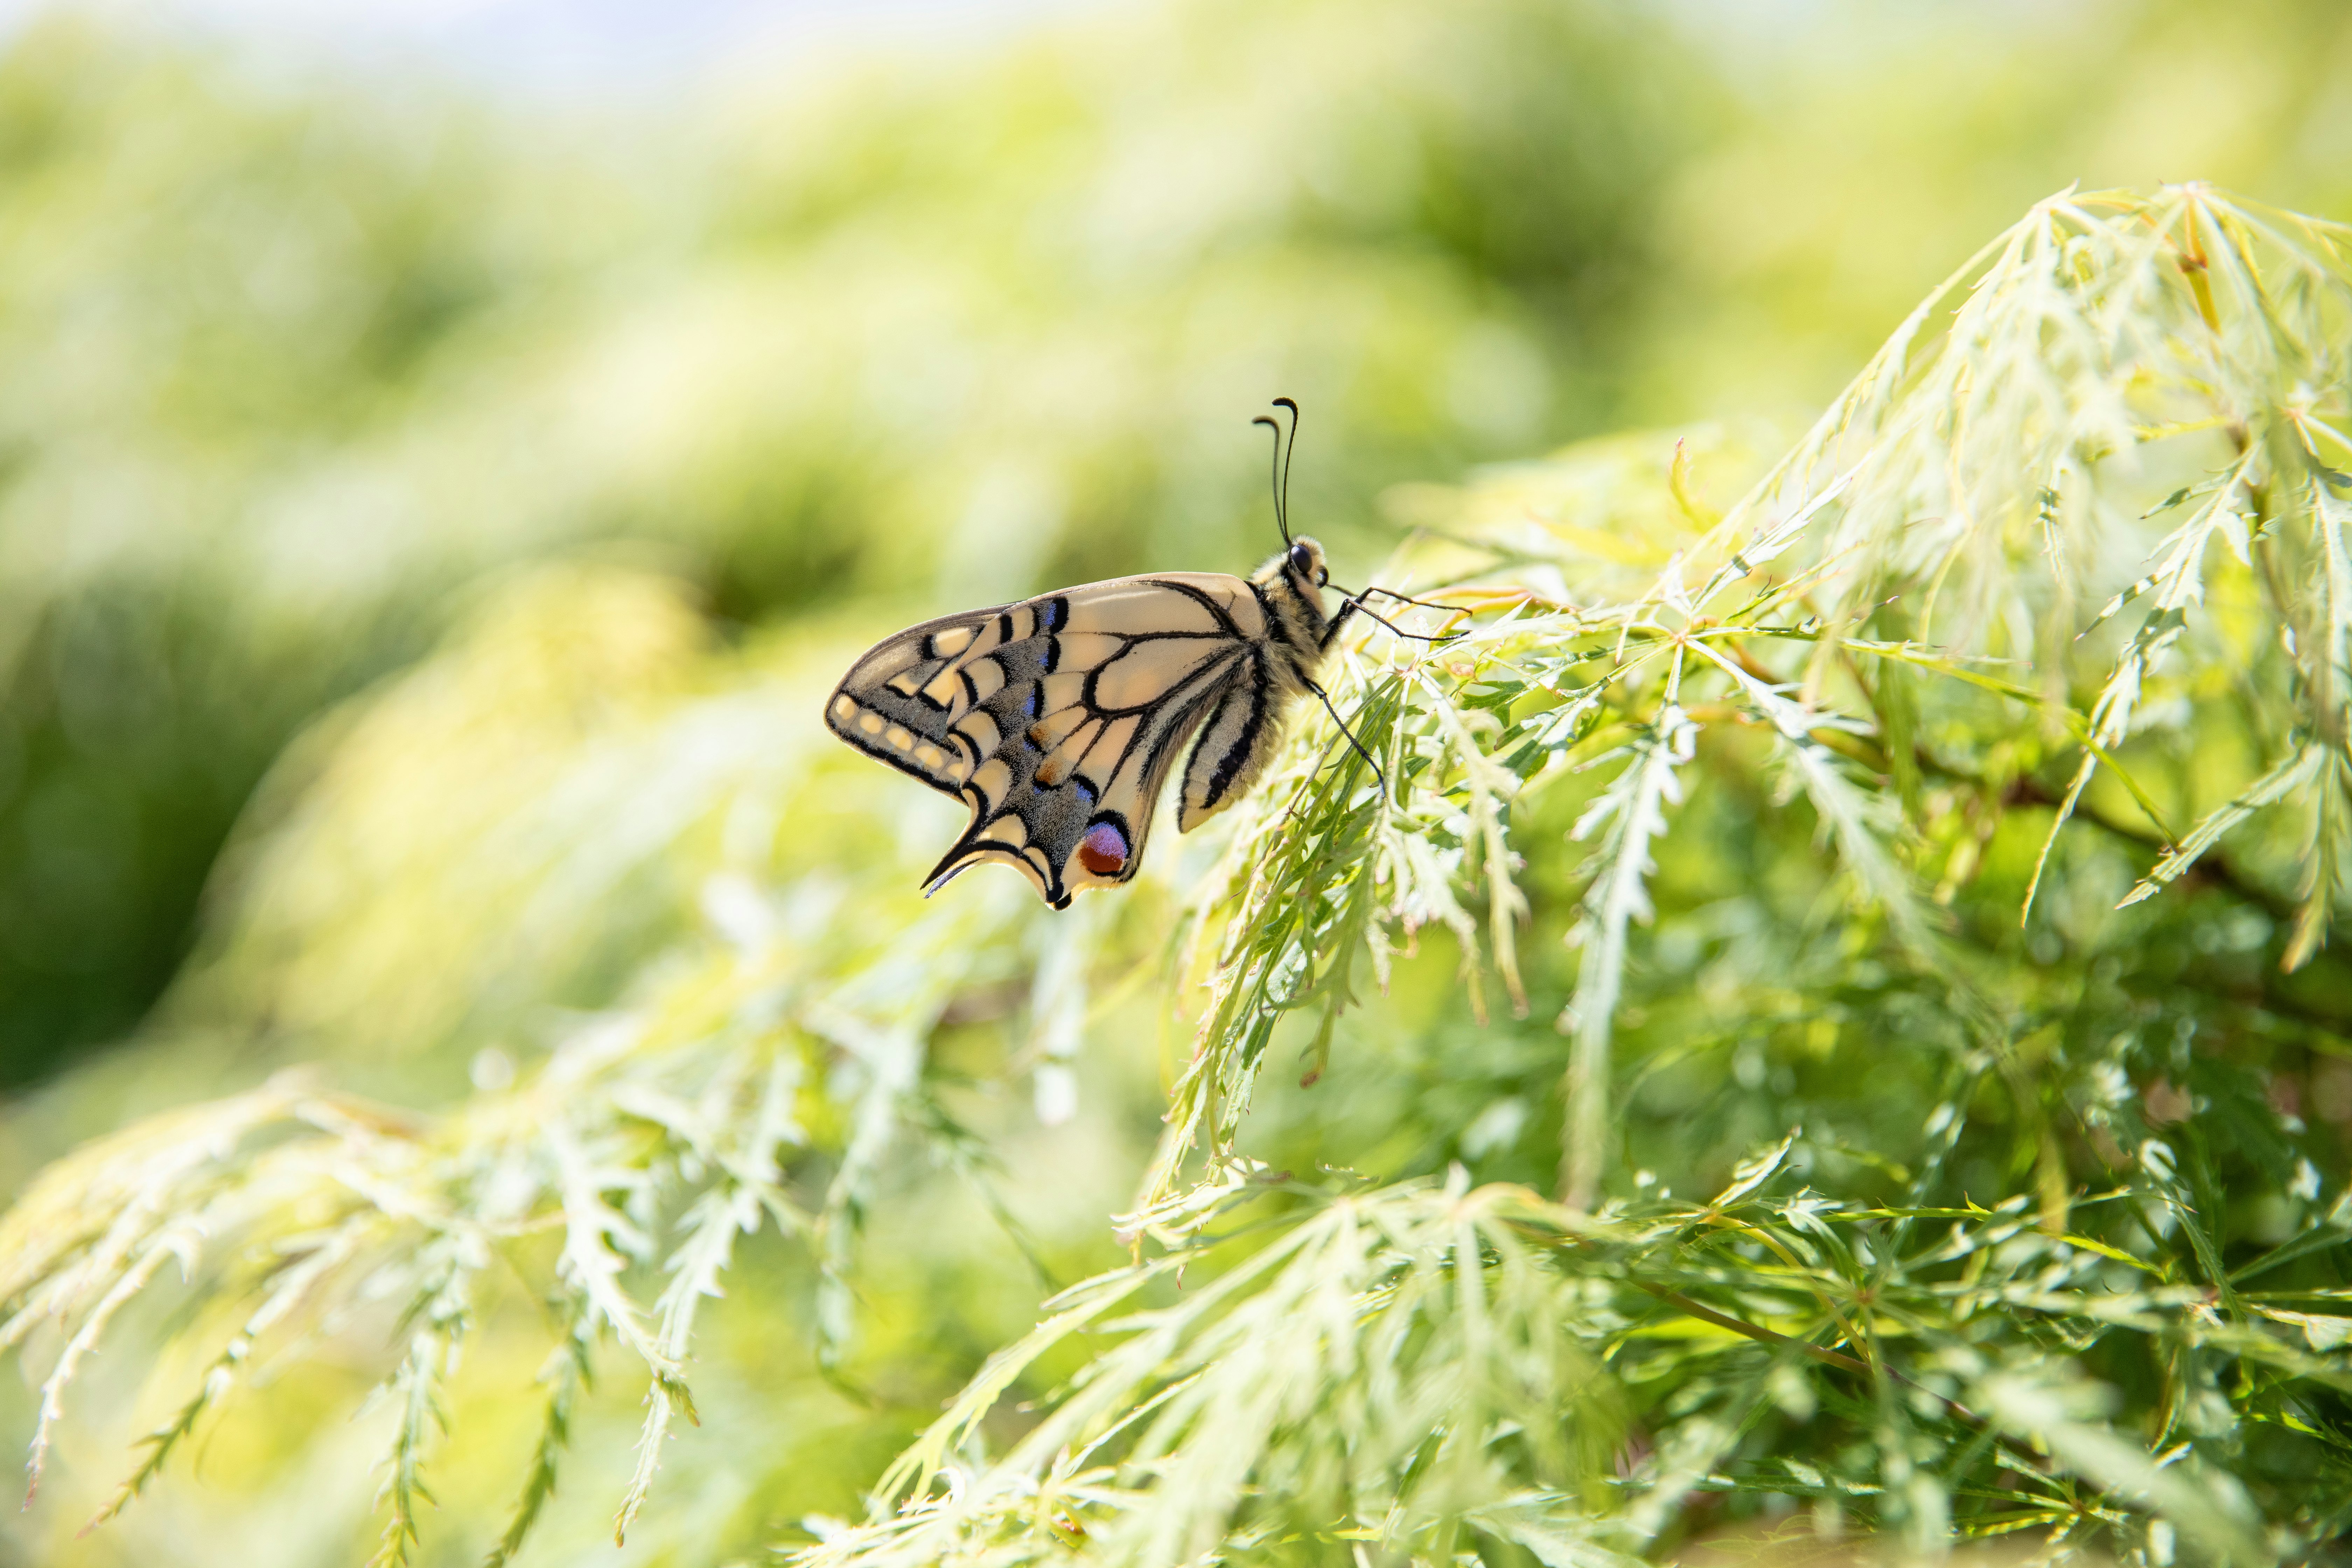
920 851 982 901
922 841 1069 909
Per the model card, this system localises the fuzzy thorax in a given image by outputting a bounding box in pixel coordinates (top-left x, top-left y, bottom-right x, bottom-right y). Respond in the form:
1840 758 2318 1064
1249 535 1332 697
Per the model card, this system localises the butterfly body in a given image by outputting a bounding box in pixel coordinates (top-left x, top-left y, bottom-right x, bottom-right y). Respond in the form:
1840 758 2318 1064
826 537 1333 908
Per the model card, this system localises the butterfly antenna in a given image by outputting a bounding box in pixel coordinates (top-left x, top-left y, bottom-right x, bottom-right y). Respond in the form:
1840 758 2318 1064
1272 396 1299 544
1252 407 1292 545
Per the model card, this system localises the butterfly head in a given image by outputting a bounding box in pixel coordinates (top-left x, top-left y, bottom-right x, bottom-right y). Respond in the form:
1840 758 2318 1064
1281 536 1329 592
1251 534 1331 658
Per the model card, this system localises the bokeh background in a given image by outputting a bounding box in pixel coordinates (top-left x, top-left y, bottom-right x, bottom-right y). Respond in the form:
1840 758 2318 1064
6 0 2350 1097
2 0 2350 1561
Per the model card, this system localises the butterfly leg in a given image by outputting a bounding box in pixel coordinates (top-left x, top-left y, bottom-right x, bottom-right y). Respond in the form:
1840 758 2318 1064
1359 584 1468 618
1321 592 1465 651
1354 600 1464 642
1354 588 1458 639
1302 677 1387 796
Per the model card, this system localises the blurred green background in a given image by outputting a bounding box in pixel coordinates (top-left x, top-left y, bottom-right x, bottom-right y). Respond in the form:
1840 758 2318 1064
1 0 2343 1095
2 0 2351 1560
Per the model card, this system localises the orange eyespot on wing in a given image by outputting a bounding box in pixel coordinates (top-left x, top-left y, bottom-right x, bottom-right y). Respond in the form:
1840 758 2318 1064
825 572 1301 908
1077 821 1130 876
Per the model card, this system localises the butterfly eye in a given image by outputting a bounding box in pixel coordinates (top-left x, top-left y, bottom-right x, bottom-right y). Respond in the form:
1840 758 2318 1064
1287 542 1312 578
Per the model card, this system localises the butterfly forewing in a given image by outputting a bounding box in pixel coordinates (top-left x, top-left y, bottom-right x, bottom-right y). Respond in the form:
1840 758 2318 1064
825 573 1276 908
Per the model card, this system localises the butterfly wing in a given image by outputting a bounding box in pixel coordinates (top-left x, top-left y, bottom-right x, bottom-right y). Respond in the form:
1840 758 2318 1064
825 573 1274 908
1176 677 1282 832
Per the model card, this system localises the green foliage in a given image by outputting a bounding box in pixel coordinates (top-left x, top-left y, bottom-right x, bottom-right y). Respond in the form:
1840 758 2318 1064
0 0 1692 1090
9 182 2352 1568
8 0 2352 1559
6 0 2349 1103
794 184 2352 1564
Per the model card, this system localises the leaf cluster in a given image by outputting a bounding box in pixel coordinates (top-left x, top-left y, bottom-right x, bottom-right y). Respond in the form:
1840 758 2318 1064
10 185 2352 1567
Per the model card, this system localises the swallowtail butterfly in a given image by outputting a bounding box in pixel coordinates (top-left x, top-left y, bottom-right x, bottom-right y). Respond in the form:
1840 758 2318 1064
824 400 1447 908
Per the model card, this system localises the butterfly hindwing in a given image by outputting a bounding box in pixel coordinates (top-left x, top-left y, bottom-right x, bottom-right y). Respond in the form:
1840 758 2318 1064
1177 679 1278 832
826 573 1276 907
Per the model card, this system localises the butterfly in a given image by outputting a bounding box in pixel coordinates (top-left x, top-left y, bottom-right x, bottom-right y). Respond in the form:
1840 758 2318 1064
824 400 1452 908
